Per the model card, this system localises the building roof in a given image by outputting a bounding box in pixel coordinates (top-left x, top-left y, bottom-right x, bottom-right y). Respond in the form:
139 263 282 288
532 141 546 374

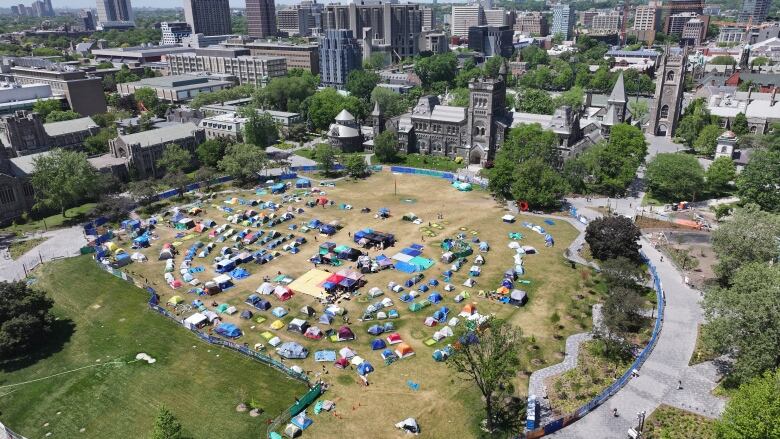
335 109 355 122
43 116 97 137
117 122 199 148
429 105 467 123
371 101 382 116
8 152 46 176
608 72 627 104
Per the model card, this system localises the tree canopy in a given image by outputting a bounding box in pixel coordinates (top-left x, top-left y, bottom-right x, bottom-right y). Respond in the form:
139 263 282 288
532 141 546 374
736 149 780 212
242 110 278 148
218 143 268 185
414 52 458 89
344 154 369 179
32 99 63 119
711 204 780 283
151 405 183 439
693 124 723 156
345 70 380 99
303 88 366 131
715 369 780 438
30 149 98 216
373 130 399 163
645 153 705 201
509 157 569 208
370 87 409 118
584 216 642 263
315 143 340 176
156 143 192 175
706 156 736 195
253 71 318 113
0 281 55 360
196 138 229 168
488 123 560 199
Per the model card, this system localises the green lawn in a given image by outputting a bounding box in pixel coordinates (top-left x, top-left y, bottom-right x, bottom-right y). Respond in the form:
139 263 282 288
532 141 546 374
1 203 96 234
392 154 465 172
644 404 716 439
0 256 306 439
294 148 316 160
8 237 48 259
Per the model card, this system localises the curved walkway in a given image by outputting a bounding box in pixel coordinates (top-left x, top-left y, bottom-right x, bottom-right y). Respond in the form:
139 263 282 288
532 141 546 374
0 226 87 282
546 201 726 438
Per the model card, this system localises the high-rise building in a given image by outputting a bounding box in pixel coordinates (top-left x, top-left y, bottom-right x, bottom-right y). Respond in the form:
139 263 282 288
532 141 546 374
11 5 20 15
183 0 231 36
80 9 96 30
277 5 316 36
421 7 436 31
42 0 54 16
664 12 705 36
168 53 287 86
669 0 703 15
468 25 513 57
96 0 133 24
514 11 548 36
552 3 575 40
451 4 484 37
579 9 599 28
322 2 423 60
738 0 770 24
591 12 621 32
318 29 362 89
160 22 192 44
484 8 508 26
681 16 708 45
648 47 688 137
633 5 658 31
246 0 277 38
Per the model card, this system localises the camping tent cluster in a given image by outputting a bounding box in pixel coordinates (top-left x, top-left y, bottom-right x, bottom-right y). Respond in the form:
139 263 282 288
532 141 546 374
353 228 395 249
310 241 361 266
392 244 434 273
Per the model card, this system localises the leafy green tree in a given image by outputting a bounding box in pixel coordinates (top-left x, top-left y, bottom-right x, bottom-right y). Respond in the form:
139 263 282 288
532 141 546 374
736 149 780 212
413 52 457 89
483 56 505 79
315 143 339 176
242 110 278 148
589 66 613 92
448 319 522 433
549 59 574 90
712 204 780 283
732 112 749 136
709 55 736 65
488 123 559 198
303 88 365 131
0 281 55 360
694 124 723 156
196 138 228 168
370 87 408 118
189 84 255 109
552 86 584 109
448 88 470 107
218 143 268 185
32 99 63 119
127 180 159 205
194 166 218 189
133 87 159 113
646 153 705 201
96 61 115 69
364 52 389 70
715 369 780 438
151 405 183 439
45 110 81 123
345 70 380 99
30 149 98 216
676 98 718 146
286 123 308 142
510 157 569 208
373 130 399 163
585 216 642 263
602 284 645 339
519 45 549 68
628 100 649 122
114 65 139 83
344 154 369 178
514 88 555 115
707 156 737 195
253 73 317 113
703 262 780 385
156 143 192 175
83 127 116 155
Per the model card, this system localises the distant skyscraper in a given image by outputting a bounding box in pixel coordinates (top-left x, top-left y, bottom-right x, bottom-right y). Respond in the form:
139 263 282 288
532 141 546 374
319 29 361 89
183 0 232 36
42 0 54 16
451 4 485 37
80 9 96 30
738 0 770 23
96 0 133 23
246 0 277 38
11 5 20 15
551 3 575 40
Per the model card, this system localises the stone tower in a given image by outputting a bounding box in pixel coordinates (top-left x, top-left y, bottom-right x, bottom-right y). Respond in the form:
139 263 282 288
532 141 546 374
371 101 384 137
648 46 688 137
601 71 627 137
466 68 508 164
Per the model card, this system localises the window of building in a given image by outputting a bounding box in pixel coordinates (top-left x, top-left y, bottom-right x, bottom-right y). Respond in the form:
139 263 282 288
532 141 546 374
660 105 669 119
666 70 675 81
0 186 16 205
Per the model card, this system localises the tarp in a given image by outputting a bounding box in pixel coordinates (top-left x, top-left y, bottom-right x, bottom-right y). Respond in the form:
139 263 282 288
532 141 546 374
215 323 241 338
288 269 331 300
277 342 308 359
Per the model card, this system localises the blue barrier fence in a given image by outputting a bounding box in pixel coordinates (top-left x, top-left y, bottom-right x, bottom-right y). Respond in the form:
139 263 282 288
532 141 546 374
389 166 455 180
526 251 665 438
290 165 344 173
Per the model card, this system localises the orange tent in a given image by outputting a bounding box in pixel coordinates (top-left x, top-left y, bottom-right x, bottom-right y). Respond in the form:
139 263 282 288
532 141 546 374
395 342 415 358
497 286 510 295
462 303 477 315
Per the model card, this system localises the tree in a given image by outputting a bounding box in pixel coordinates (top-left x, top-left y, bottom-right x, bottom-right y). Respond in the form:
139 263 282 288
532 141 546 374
711 204 780 283
114 65 139 83
448 88 470 107
514 88 555 115
344 154 369 178
488 123 560 198
732 112 749 136
706 156 737 195
709 55 736 65
370 87 408 118
448 319 522 433
519 45 549 68
286 123 307 142
196 138 227 168
242 110 278 148
702 263 780 384
315 143 339 176
44 109 80 123
736 149 780 212
156 143 192 175
676 98 716 146
600 256 645 289
151 405 183 439
715 369 780 438
32 99 62 119
413 52 457 89
218 143 268 185
552 86 584 109
373 130 399 163
253 73 317 113
645 153 705 201
585 216 642 263
510 157 569 208
194 166 218 190
693 124 723 156
30 149 98 216
83 128 115 155
602 285 645 337
93 194 134 223
133 87 159 113
126 180 159 205
303 88 366 131
345 70 380 99
0 281 55 360
364 52 389 70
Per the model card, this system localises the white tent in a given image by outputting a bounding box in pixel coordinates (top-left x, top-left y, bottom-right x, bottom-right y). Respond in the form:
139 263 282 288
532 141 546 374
369 287 384 298
350 355 365 366
256 282 274 294
131 252 147 261
448 317 459 326
463 278 476 287
339 347 356 359
269 336 282 347
444 284 455 292
183 312 207 329
380 297 393 307
225 306 237 315
433 326 453 341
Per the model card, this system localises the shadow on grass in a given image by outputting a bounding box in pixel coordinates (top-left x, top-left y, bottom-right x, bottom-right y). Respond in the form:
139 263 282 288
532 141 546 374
0 318 75 373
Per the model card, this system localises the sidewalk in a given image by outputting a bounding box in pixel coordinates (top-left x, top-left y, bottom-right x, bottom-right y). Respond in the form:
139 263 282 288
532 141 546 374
0 226 87 282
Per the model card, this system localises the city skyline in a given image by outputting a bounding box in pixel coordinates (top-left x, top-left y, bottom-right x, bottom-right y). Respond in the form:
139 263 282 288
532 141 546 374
7 0 451 10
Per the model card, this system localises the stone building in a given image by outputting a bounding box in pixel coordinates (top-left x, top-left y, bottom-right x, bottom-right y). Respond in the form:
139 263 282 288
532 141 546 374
649 47 688 137
0 110 99 157
0 146 34 225
327 109 366 153
109 122 205 179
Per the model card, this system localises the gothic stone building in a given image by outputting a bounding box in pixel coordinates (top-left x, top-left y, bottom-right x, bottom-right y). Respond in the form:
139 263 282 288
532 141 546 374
0 110 99 157
648 47 688 137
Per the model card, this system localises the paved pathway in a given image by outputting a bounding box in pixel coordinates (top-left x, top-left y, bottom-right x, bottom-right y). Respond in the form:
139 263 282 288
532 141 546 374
0 226 88 282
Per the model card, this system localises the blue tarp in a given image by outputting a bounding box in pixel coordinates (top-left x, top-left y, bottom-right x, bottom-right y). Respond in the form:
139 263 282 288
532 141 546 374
295 178 311 188
396 261 418 273
401 248 422 257
215 323 242 338
544 219 555 225
230 267 250 279
315 350 337 362
271 183 286 194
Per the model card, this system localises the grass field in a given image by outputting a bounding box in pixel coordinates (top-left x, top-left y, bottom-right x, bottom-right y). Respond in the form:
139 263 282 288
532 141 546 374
0 257 306 439
1 203 96 235
7 237 48 259
92 171 601 437
644 404 716 439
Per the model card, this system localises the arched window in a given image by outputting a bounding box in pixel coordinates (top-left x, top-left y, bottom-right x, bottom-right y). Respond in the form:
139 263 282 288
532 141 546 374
750 125 758 134
660 105 669 119
480 127 486 136
666 70 675 81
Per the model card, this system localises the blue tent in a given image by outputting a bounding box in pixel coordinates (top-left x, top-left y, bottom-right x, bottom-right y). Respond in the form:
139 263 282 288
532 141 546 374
479 242 489 251
319 314 334 325
277 342 308 359
428 292 443 304
254 299 271 311
295 178 311 188
383 322 395 331
418 284 429 292
133 235 150 247
388 309 399 319
230 267 250 280
319 224 337 235
308 219 322 228
428 279 439 286
215 323 242 338
271 183 286 194
368 325 384 335
357 361 374 375
272 307 288 318
400 293 413 303
378 208 390 217
371 339 387 350
433 306 449 322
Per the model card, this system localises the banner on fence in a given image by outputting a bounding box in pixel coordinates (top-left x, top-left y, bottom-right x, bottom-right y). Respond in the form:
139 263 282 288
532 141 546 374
389 166 455 180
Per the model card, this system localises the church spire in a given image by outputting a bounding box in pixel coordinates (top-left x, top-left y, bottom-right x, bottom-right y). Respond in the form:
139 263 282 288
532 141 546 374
608 71 627 104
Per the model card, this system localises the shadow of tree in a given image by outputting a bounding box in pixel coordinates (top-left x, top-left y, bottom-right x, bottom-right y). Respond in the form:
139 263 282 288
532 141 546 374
0 318 75 373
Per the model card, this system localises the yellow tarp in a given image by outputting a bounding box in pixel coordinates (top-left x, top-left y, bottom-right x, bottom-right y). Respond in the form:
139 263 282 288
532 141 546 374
287 269 332 300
